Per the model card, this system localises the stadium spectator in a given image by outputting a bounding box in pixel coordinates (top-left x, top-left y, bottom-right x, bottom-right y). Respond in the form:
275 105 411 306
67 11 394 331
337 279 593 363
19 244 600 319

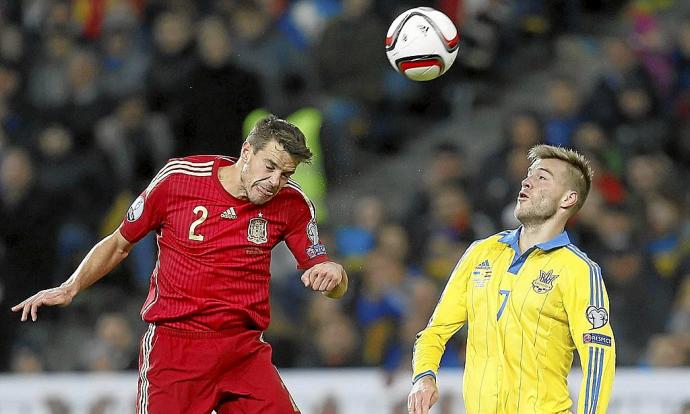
0 147 58 370
179 15 262 156
145 9 197 138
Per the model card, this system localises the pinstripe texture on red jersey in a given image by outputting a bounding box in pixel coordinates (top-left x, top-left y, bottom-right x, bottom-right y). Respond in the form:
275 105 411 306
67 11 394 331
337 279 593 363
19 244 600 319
120 156 329 331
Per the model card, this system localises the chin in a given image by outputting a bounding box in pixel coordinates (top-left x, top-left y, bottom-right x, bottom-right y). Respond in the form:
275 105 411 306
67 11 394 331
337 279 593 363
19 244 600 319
250 197 268 205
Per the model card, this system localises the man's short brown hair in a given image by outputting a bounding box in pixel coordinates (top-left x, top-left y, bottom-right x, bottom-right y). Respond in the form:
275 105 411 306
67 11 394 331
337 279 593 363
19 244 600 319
246 115 313 163
528 144 594 212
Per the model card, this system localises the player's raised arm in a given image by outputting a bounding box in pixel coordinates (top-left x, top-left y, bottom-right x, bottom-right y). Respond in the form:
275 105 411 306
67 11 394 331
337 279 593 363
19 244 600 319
11 230 134 322
561 256 616 414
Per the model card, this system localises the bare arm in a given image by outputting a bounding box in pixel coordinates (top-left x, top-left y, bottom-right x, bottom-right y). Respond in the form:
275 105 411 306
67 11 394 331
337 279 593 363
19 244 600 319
301 261 348 299
11 230 135 321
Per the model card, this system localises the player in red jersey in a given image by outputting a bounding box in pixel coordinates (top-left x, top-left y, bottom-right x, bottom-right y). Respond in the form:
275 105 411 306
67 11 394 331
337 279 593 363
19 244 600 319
11 115 348 414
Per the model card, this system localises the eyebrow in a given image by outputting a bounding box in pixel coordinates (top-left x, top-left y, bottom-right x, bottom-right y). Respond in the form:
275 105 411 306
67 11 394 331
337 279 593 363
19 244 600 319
265 159 295 174
529 166 554 176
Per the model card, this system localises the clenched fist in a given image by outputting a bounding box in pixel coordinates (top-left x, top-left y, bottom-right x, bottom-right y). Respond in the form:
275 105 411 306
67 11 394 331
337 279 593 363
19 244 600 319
301 261 348 299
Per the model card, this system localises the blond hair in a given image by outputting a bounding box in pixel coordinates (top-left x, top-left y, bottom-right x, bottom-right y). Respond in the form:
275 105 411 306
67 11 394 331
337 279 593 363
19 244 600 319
528 144 594 212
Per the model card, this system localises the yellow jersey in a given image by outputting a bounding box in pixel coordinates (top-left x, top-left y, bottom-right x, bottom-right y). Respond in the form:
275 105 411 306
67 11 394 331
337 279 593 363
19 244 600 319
413 228 616 413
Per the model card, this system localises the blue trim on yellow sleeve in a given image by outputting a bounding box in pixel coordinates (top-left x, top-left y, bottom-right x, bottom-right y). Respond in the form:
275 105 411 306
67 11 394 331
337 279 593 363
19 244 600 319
412 370 436 384
592 348 605 413
584 347 593 414
566 245 604 307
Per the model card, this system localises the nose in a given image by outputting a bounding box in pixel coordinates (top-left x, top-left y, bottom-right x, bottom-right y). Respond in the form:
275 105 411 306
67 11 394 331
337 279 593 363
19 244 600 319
521 176 532 189
268 171 281 188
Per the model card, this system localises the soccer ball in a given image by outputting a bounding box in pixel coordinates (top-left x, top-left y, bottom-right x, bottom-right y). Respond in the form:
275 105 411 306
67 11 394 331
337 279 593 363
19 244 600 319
385 7 459 81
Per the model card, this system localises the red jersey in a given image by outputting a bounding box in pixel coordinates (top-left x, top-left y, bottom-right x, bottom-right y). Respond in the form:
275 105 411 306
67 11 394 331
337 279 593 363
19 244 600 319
119 155 330 331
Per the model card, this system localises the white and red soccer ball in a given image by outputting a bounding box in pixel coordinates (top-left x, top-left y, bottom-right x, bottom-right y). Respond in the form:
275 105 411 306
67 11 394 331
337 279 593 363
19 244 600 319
385 7 460 81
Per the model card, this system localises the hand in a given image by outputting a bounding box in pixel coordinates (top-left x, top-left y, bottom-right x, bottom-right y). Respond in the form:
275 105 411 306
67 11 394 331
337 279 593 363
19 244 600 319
11 285 76 322
408 376 439 414
301 261 344 293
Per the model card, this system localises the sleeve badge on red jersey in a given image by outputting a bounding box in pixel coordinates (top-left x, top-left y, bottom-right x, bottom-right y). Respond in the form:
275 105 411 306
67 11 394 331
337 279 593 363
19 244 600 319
305 219 327 258
307 219 320 245
248 214 268 244
127 196 145 222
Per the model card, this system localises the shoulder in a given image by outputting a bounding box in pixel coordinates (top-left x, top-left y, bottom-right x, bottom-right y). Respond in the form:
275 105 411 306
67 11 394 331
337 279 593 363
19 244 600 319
169 155 221 165
459 231 510 262
472 231 512 252
558 243 602 276
145 156 217 195
270 180 320 221
278 180 314 206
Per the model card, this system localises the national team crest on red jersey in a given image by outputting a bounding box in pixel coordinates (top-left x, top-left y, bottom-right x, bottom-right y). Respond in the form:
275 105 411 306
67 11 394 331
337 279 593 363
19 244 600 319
248 213 268 244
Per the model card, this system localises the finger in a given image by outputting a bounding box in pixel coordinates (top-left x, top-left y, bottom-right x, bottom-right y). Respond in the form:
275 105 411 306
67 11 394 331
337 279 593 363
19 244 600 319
312 273 328 291
315 274 330 291
323 275 339 292
11 301 26 312
21 303 31 322
407 394 418 414
301 269 312 287
421 392 432 414
31 300 41 322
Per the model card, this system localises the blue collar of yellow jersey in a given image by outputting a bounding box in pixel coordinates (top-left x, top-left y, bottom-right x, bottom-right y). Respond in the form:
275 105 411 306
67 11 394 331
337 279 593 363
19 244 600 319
498 227 571 252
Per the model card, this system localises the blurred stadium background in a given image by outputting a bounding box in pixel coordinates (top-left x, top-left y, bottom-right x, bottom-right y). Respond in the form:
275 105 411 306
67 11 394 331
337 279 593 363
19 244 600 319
1 0 690 413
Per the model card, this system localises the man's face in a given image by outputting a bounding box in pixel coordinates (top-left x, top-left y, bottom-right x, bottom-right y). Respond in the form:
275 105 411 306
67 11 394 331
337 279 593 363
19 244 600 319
240 140 298 205
514 158 573 225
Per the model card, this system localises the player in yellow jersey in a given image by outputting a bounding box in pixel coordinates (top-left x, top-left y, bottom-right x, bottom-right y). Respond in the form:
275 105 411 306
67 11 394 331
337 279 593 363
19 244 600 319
408 145 615 414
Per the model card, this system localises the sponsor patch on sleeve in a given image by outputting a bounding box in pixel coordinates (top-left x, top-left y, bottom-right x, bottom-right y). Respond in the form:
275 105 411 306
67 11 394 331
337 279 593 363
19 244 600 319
306 243 327 259
127 196 145 222
586 305 609 329
583 333 612 347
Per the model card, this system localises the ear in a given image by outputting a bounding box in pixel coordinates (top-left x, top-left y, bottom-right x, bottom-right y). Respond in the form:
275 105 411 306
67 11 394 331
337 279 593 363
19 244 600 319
560 190 578 210
240 141 252 162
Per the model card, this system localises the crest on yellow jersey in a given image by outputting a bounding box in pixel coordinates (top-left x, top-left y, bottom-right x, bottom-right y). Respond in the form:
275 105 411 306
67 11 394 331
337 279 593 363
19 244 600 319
472 260 492 287
532 269 558 294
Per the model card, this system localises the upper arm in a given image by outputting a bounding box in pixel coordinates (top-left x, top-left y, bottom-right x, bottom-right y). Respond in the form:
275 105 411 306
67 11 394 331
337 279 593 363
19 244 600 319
118 163 172 243
426 242 478 328
561 258 614 344
283 188 330 269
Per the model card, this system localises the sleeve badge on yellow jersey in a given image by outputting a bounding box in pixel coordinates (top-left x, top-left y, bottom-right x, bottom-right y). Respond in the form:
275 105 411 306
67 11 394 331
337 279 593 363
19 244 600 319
472 260 492 287
583 333 612 346
532 269 558 293
586 305 609 329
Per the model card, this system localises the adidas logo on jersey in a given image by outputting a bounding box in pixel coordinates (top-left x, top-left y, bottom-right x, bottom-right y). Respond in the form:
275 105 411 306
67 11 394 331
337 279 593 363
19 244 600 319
221 207 237 220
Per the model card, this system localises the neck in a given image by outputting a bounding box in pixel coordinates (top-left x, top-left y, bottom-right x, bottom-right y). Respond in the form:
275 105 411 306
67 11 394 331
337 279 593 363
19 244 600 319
518 218 566 254
218 164 248 200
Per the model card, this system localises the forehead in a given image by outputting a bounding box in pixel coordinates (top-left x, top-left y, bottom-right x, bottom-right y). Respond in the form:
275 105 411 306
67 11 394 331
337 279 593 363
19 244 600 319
254 141 298 169
529 158 569 176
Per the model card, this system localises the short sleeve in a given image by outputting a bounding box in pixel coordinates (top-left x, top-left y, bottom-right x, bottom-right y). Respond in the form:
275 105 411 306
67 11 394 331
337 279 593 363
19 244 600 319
118 166 170 243
283 186 330 269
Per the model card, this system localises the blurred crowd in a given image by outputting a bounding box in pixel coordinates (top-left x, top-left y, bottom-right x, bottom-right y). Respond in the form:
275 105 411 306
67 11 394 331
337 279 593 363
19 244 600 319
0 0 689 393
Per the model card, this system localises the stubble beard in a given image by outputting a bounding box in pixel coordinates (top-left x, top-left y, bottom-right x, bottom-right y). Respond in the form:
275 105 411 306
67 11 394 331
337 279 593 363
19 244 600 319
515 197 558 227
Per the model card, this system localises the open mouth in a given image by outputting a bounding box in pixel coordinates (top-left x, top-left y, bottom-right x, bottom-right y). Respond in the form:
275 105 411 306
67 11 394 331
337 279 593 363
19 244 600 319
518 191 529 201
